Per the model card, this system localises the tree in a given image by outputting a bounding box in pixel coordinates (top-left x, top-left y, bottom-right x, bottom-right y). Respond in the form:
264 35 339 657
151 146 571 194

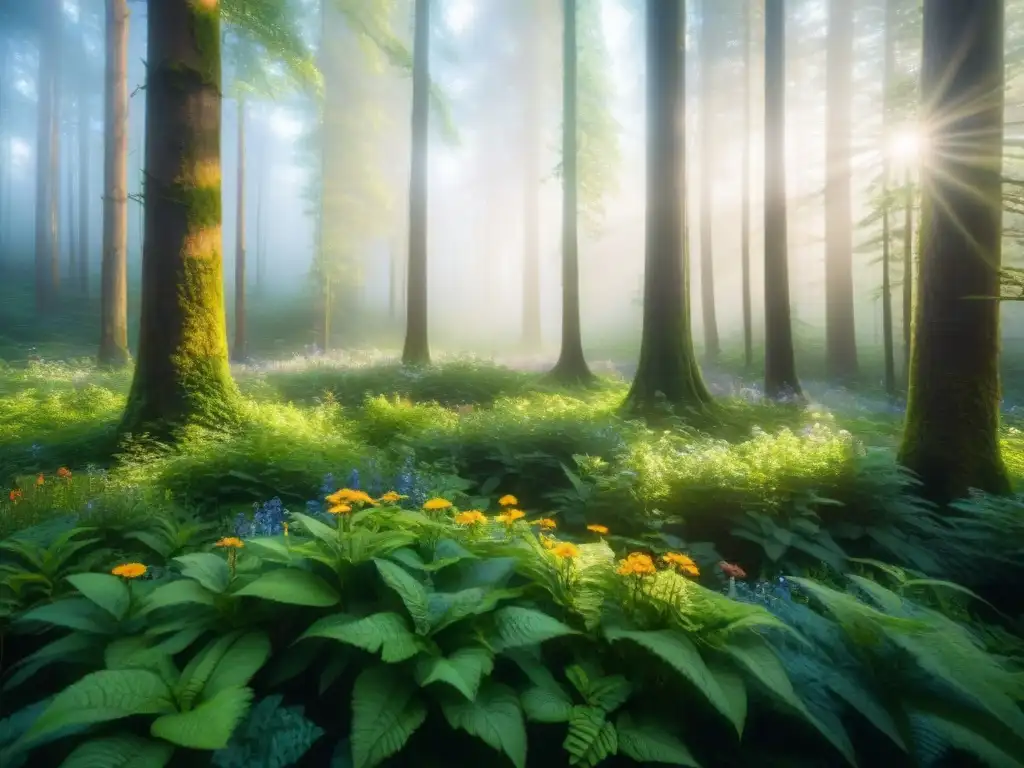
232 95 248 362
98 0 130 368
697 0 720 362
763 0 801 400
880 0 897 396
520 0 542 351
77 52 90 295
548 0 594 384
402 0 431 366
898 0 1010 501
34 0 62 313
740 0 754 370
624 0 712 416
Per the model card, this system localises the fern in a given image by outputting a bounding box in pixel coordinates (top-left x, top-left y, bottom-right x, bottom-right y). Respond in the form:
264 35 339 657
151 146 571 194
211 695 324 768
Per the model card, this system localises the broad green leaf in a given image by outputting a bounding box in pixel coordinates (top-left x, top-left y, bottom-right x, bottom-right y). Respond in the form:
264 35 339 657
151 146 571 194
3 633 99 692
350 665 427 768
708 662 747 737
60 733 174 768
439 682 527 768
201 632 272 701
564 705 617 767
176 632 244 711
18 597 117 634
141 579 216 614
240 537 296 563
521 686 575 723
289 512 340 546
584 675 632 713
234 569 340 607
616 712 701 766
605 628 741 735
151 686 253 749
912 711 1024 768
825 673 906 752
427 587 523 635
492 606 578 650
21 669 175 745
103 637 177 683
173 554 232 594
415 647 494 701
373 559 430 635
65 574 131 621
301 612 420 663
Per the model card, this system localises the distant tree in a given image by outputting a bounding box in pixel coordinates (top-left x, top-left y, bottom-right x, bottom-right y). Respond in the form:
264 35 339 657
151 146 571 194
898 0 1010 501
77 43 91 296
697 0 720 362
34 0 62 313
880 0 897 396
624 0 712 416
740 0 755 370
520 0 542 351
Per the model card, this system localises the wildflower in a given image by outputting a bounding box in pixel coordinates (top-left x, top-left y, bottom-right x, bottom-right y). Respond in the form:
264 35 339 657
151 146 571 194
326 488 377 506
8 489 22 503
454 510 486 526
214 537 245 549
498 494 518 507
56 467 72 480
328 504 353 516
617 552 656 577
662 552 700 577
586 524 609 536
719 561 747 579
112 563 147 579
496 509 526 525
423 497 453 511
551 542 580 560
539 534 558 549
532 518 557 530
378 490 407 504
36 474 44 486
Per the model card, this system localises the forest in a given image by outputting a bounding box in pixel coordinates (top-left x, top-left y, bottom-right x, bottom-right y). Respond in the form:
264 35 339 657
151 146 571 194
0 0 1023 766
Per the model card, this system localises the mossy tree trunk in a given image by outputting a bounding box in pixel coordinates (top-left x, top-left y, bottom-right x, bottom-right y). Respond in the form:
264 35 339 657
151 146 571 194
898 0 1010 502
402 0 431 366
741 1 754 370
624 0 713 416
78 69 90 296
232 96 247 363
549 0 593 385
521 0 542 352
901 171 913 384
880 0 896 396
34 0 62 313
99 0 130 367
763 0 802 400
824 0 858 381
120 0 238 437
698 0 720 363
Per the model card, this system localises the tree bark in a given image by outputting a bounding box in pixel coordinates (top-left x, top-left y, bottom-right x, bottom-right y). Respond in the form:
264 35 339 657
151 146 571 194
78 79 90 295
698 0 720 362
624 0 712 416
402 0 431 365
0 39 6 267
902 171 913 382
880 0 896 396
521 0 542 351
232 97 247 362
35 0 62 313
549 0 593 384
741 1 753 370
67 111 77 286
763 0 802 400
255 112 264 294
898 0 1010 501
120 0 237 436
99 0 130 367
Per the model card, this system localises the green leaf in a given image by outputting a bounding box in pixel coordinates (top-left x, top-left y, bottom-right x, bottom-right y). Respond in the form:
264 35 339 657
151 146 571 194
584 675 632 713
176 632 244 711
174 554 232 594
616 712 701 766
151 686 254 750
239 537 297 564
3 633 99 692
65 574 131 621
21 669 175 745
564 706 618 767
59 734 174 768
103 637 177 683
415 647 494 701
350 665 428 768
521 686 575 723
604 628 741 735
201 632 272 701
141 579 216 614
439 682 527 768
301 612 421 663
492 606 578 650
18 597 117 634
708 662 747 737
290 512 341 547
373 559 431 635
234 569 340 607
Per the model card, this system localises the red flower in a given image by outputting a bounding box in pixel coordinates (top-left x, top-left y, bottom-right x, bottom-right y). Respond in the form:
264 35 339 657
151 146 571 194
719 561 747 579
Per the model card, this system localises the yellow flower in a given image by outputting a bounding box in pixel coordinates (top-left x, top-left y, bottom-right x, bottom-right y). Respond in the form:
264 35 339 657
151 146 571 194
496 509 526 525
551 542 580 560
111 562 147 579
214 537 245 549
378 491 407 504
328 504 353 515
454 510 486 526
36 474 44 486
539 534 558 549
283 522 289 536
586 524 609 536
498 494 518 507
57 467 72 479
326 488 377 506
662 552 700 577
423 497 453 511
617 552 656 577
532 518 557 530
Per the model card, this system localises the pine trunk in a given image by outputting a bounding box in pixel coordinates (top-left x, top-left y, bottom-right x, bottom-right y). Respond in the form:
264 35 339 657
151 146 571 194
35 0 62 312
902 172 913 381
67 112 77 286
232 97 247 363
880 0 896 396
898 0 1009 501
521 1 542 351
78 83 90 295
120 0 237 436
741 1 753 370
0 40 6 266
698 0 720 362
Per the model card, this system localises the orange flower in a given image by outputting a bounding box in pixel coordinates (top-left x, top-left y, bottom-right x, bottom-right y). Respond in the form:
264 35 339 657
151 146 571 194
532 518 557 530
498 494 518 507
496 509 526 525
326 488 377 506
586 524 609 536
8 489 22 503
617 552 656 577
539 534 558 549
551 542 580 560
111 563 147 579
214 537 245 549
719 561 747 579
36 474 45 486
328 504 353 516
423 497 453 511
378 491 407 504
454 510 486 526
662 552 700 577
56 467 72 479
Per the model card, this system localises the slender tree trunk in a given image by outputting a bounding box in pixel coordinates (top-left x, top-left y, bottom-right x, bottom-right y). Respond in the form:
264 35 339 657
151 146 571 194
232 97 247 363
549 0 592 383
78 84 90 295
255 113 264 293
902 170 913 381
121 0 237 435
0 39 6 266
99 0 130 367
898 0 1009 502
35 0 62 312
881 0 896 396
763 0 802 400
624 0 712 415
741 1 753 370
698 0 720 362
402 0 431 365
67 112 77 286
521 1 542 351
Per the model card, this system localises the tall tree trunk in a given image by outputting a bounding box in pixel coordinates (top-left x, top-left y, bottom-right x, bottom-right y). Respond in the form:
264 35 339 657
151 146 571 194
35 0 62 312
898 0 1009 502
402 0 431 365
824 0 858 380
78 82 90 295
521 1 542 351
232 97 247 363
624 0 712 415
741 1 753 370
121 0 237 435
763 0 802 399
0 39 6 266
549 0 592 383
99 0 130 367
255 113 264 294
880 0 896 396
67 114 77 285
698 0 720 362
902 170 913 382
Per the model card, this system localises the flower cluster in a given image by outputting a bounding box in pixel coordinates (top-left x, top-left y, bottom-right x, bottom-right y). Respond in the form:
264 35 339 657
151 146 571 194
234 497 288 539
616 551 701 579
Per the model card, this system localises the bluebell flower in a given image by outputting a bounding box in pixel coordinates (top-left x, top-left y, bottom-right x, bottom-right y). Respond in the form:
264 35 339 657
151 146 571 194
347 468 360 490
234 498 287 538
